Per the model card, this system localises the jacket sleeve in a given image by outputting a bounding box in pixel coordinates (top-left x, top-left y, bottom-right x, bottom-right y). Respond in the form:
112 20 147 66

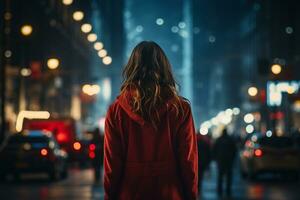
176 104 198 199
104 105 124 200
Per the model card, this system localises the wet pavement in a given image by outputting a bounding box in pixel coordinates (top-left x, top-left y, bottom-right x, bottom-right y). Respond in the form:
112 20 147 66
0 163 299 200
0 168 104 200
202 163 300 200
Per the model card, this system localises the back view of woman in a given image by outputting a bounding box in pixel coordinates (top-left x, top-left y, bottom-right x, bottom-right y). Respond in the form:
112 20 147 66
104 41 198 200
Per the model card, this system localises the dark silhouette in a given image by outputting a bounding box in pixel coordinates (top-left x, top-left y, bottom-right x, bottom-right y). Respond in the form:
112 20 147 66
213 128 237 197
197 134 211 193
103 41 198 200
91 128 104 182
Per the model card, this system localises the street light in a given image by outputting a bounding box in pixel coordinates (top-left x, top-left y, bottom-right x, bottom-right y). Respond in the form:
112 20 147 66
47 58 60 70
94 42 104 50
87 33 97 42
62 0 73 5
82 84 100 96
246 124 254 134
102 56 112 65
248 86 258 97
287 86 296 94
232 107 240 115
73 11 84 21
81 23 92 33
98 49 107 58
271 64 282 75
244 113 254 123
20 25 33 36
156 18 164 26
20 68 32 77
199 127 208 135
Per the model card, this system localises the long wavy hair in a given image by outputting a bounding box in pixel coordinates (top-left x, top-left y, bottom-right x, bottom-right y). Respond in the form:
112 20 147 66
120 41 184 129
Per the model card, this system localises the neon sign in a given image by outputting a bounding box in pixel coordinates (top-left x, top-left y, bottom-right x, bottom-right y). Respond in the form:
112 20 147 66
267 81 300 106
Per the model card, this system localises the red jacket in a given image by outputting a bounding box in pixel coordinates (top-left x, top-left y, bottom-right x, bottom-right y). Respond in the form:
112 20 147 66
104 91 198 200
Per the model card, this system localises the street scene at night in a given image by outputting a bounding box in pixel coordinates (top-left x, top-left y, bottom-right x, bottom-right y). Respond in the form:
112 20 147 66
1 0 300 200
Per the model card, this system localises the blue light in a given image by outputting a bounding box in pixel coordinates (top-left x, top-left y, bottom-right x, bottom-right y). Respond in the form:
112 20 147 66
266 130 272 137
285 26 293 34
193 27 200 34
178 22 186 29
156 18 164 26
171 26 179 33
32 143 48 148
27 130 46 137
179 30 188 38
136 25 143 33
209 35 216 43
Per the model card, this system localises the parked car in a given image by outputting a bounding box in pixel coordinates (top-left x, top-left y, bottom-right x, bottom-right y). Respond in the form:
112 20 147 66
240 135 300 179
0 130 68 181
23 118 87 164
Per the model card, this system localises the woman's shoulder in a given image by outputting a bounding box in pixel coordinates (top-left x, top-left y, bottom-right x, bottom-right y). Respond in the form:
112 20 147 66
168 96 191 110
166 96 192 121
106 99 123 119
179 96 191 107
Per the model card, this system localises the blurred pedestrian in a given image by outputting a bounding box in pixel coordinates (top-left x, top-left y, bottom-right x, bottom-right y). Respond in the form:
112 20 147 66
197 133 211 193
104 41 198 200
91 127 104 182
213 128 237 197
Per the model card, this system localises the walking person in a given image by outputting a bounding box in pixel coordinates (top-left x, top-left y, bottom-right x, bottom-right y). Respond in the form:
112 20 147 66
213 128 237 197
196 133 211 194
104 41 198 200
91 127 104 182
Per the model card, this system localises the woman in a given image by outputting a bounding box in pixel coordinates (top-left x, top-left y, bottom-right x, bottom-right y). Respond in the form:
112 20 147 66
104 41 198 200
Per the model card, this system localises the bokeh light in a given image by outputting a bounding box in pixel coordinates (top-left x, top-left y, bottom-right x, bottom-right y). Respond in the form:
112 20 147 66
20 25 33 36
73 11 84 21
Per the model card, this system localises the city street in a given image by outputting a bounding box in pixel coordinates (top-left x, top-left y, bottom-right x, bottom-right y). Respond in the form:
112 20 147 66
0 168 104 200
0 163 299 200
1 0 300 199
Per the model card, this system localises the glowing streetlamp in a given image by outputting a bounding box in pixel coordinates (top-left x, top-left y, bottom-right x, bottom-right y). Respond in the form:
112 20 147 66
98 49 107 58
20 25 33 36
47 58 60 70
87 33 97 42
287 86 296 94
81 23 92 33
82 84 100 96
244 113 254 123
271 64 282 75
73 11 84 21
248 86 258 97
62 0 73 5
20 68 32 77
94 42 104 50
102 56 112 65
246 124 254 133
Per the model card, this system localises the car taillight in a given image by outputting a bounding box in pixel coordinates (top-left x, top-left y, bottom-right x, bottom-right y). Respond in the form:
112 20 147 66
254 149 263 157
56 132 68 143
73 142 81 151
89 151 95 159
89 144 96 151
40 148 48 156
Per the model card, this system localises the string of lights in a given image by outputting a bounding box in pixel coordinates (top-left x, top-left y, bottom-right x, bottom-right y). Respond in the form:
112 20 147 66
62 0 112 66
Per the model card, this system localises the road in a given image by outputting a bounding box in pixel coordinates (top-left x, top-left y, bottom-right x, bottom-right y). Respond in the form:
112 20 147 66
0 168 104 200
202 163 300 200
0 163 299 200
